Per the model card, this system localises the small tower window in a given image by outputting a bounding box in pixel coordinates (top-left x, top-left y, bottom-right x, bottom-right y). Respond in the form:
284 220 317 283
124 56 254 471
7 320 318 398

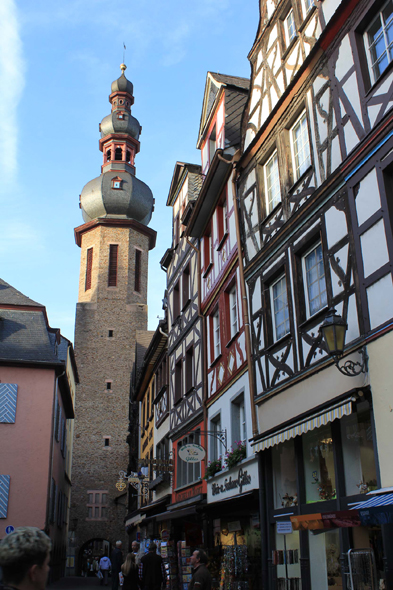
115 147 122 161
108 330 114 338
106 149 111 162
85 248 93 291
111 177 122 190
108 244 118 287
117 112 124 120
126 150 131 163
106 381 112 391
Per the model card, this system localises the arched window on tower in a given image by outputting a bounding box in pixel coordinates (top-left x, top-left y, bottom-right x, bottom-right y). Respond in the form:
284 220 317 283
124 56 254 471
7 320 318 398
106 149 111 162
126 150 131 163
115 147 122 161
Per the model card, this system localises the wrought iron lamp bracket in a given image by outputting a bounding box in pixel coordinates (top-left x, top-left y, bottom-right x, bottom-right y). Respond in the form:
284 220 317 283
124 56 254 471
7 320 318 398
333 347 368 377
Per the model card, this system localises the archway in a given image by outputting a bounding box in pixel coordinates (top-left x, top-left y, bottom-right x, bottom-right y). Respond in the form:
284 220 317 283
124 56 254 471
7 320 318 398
78 538 111 577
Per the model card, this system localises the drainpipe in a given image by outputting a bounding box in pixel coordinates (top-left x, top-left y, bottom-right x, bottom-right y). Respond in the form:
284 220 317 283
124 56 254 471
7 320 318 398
45 370 65 532
217 151 258 437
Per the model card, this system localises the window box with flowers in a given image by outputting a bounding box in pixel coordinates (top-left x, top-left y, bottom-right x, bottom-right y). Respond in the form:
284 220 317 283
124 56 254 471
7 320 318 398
204 458 222 479
225 441 247 469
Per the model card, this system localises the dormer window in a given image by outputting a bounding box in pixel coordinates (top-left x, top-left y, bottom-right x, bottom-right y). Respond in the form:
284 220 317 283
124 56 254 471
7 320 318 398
111 177 122 190
117 112 124 120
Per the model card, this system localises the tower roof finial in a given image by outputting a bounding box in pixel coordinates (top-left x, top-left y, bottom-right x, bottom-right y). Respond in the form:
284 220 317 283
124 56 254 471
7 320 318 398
120 63 127 74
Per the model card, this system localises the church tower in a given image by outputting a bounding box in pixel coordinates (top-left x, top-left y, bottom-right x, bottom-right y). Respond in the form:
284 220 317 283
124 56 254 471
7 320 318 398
71 65 156 561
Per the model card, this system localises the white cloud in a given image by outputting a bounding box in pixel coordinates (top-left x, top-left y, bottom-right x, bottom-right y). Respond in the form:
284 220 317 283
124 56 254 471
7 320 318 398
0 0 25 185
0 220 44 255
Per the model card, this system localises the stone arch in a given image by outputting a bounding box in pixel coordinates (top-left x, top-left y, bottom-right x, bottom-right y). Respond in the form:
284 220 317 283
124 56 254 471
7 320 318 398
78 537 111 576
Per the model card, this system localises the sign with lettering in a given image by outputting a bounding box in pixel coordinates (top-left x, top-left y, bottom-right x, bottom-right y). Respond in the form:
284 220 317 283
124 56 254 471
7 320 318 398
207 459 258 503
179 444 205 463
276 521 293 534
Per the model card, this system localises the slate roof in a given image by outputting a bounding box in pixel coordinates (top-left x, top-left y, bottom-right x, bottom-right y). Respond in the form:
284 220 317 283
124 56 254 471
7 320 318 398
0 309 60 364
209 72 250 91
135 330 155 374
0 278 43 307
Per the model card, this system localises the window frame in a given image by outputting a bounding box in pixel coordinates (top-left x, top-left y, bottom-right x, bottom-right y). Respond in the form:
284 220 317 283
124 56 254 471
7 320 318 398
85 247 93 291
231 393 247 449
86 490 109 521
290 111 312 181
301 0 315 18
229 285 239 340
176 431 201 488
364 0 393 84
210 413 223 462
212 308 221 361
302 242 328 319
284 8 296 46
108 244 119 287
185 345 194 395
264 150 281 215
269 274 291 342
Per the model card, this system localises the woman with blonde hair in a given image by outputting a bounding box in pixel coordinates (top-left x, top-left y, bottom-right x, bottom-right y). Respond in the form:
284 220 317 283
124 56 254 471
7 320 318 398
121 553 139 590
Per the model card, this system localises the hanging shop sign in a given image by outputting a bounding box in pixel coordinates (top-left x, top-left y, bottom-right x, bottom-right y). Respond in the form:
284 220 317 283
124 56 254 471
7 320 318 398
207 459 258 503
276 521 293 534
179 443 205 463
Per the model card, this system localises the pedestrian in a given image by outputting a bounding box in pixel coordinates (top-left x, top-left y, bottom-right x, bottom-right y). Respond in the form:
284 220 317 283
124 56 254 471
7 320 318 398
0 527 52 590
99 554 111 587
189 550 211 590
138 542 166 590
131 542 143 566
121 553 139 590
111 541 123 590
93 557 99 575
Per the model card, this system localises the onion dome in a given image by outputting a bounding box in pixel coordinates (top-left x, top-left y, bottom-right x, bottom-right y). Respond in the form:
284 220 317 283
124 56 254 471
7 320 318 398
79 64 154 226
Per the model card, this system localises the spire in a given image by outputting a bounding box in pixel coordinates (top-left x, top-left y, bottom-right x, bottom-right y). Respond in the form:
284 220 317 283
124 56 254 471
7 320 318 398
78 68 154 226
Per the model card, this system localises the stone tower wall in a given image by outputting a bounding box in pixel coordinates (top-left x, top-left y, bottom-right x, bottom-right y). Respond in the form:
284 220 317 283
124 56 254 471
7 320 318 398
71 223 150 555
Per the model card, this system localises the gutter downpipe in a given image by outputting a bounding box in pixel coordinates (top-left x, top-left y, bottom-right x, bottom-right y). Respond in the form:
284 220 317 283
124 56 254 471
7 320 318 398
217 151 258 437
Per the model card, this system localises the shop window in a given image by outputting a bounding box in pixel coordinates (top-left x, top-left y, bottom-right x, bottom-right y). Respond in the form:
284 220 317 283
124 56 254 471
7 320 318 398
309 529 341 590
290 111 311 180
302 423 336 503
340 402 378 496
177 431 201 488
231 393 246 447
272 439 297 509
264 151 281 215
364 0 393 84
302 242 327 318
270 274 290 341
274 529 301 588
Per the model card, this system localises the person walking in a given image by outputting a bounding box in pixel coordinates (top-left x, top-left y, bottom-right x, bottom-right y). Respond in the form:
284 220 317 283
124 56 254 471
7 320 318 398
131 542 143 566
138 542 166 590
189 550 211 590
99 554 111 587
121 554 139 590
111 542 124 590
0 527 52 590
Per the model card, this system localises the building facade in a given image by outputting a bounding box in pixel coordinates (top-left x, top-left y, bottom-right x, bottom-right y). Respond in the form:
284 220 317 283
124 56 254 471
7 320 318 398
70 65 156 571
0 278 77 581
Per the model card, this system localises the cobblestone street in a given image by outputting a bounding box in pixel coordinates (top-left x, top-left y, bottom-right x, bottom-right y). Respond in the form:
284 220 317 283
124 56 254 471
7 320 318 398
50 578 105 590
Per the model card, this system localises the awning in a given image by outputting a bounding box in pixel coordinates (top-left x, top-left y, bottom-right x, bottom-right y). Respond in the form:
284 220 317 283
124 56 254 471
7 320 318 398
253 398 353 452
291 510 361 531
352 493 393 509
155 506 198 523
351 493 393 525
125 513 146 527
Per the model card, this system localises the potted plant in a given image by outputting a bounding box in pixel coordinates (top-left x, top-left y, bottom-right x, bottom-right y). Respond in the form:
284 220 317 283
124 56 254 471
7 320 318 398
224 441 246 469
203 458 222 479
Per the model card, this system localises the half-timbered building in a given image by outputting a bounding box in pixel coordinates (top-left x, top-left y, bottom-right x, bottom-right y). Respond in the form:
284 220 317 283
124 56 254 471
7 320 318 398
236 0 393 588
187 72 262 586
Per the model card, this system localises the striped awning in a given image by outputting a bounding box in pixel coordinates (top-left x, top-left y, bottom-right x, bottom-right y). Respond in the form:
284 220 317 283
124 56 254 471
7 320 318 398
252 398 353 452
352 493 393 510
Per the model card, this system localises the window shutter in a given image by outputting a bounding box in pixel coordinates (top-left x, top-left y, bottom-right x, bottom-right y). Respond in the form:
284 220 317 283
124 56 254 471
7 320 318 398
134 249 141 292
0 475 11 518
85 248 93 291
108 245 118 287
0 384 18 423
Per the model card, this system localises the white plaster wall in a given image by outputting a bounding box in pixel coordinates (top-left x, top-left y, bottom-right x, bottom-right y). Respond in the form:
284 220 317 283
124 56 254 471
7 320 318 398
360 219 389 278
355 168 380 227
367 274 393 330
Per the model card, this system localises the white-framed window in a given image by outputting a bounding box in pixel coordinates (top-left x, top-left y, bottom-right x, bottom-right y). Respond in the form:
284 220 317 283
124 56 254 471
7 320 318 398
284 9 296 45
229 286 238 338
210 414 222 462
264 151 281 214
301 0 315 17
231 394 247 447
302 243 327 317
291 111 311 180
213 309 221 359
365 0 393 84
270 275 290 341
177 431 201 488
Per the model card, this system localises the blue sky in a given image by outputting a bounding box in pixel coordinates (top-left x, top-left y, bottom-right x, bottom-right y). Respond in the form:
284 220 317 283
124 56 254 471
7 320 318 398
0 0 259 343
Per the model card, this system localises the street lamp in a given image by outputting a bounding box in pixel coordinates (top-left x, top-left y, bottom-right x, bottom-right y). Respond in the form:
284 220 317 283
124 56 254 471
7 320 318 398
319 307 368 377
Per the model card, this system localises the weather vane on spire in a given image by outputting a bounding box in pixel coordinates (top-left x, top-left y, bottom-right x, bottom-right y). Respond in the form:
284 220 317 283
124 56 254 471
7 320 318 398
120 43 127 74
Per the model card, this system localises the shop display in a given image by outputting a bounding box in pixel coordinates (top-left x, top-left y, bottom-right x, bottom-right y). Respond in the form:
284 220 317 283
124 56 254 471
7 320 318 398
177 541 192 590
219 544 249 590
276 578 300 590
272 550 299 565
161 541 178 590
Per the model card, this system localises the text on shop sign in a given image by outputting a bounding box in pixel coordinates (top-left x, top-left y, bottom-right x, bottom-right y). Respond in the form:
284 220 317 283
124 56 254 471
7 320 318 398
211 467 252 496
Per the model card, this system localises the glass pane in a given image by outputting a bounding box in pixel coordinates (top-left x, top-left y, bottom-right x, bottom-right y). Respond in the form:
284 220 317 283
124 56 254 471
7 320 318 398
265 152 281 213
341 404 377 496
309 529 341 590
95 493 100 504
303 424 336 503
88 493 93 503
275 529 301 588
94 507 100 518
101 494 107 504
272 439 297 509
101 507 107 518
88 507 92 518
